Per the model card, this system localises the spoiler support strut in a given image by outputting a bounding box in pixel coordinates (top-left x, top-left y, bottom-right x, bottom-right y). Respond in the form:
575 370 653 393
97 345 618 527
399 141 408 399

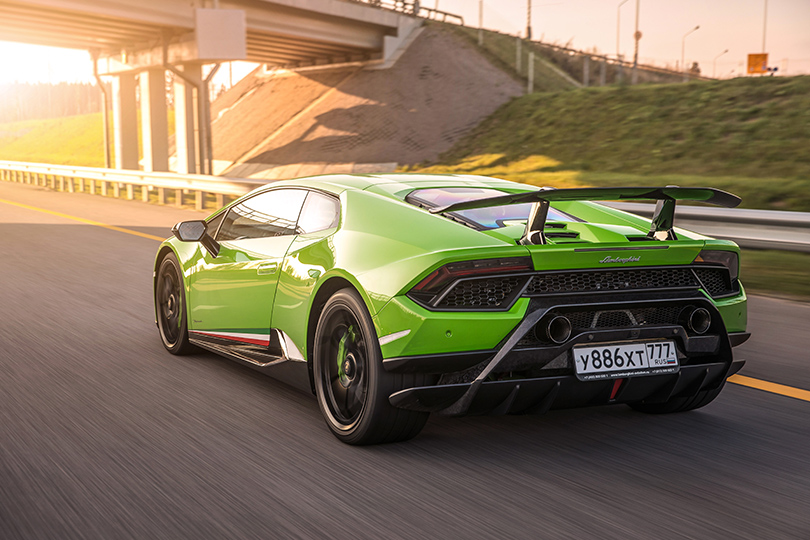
518 199 550 245
647 198 677 241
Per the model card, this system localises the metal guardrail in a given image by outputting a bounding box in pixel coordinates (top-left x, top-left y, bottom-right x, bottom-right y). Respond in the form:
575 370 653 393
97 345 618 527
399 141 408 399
461 26 712 85
1 160 808 252
607 202 810 253
0 160 266 211
526 40 715 83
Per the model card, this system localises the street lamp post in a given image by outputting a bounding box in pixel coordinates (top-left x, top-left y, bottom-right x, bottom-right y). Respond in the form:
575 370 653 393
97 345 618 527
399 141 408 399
713 49 729 78
681 25 700 81
617 0 629 59
631 0 640 84
762 0 768 52
478 0 483 46
527 0 532 40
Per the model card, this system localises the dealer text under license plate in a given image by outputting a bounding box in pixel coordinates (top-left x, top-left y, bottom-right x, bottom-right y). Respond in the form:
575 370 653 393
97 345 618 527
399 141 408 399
573 340 679 381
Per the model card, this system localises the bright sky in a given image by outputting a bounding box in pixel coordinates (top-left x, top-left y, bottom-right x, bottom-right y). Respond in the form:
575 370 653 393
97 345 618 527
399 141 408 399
0 42 259 87
440 0 810 76
0 0 808 83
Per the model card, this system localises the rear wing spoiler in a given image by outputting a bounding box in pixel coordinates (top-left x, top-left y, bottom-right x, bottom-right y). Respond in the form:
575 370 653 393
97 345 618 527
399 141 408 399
429 186 742 245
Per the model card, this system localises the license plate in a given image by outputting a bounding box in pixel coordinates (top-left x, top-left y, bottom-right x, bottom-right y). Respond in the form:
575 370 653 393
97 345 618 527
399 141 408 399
573 340 679 381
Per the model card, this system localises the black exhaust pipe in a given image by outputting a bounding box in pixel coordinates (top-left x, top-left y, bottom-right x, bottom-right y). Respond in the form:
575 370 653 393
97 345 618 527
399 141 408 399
536 315 572 344
688 307 712 335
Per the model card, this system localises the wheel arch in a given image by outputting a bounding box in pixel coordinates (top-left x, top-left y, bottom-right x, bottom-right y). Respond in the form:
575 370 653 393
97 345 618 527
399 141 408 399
305 276 362 393
153 244 179 324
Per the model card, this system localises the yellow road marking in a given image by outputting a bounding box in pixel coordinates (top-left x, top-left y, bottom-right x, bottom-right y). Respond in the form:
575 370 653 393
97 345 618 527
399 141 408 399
729 374 810 403
0 197 165 242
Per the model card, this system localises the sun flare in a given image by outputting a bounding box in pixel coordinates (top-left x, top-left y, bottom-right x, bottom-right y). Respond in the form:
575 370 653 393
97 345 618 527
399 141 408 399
0 41 94 84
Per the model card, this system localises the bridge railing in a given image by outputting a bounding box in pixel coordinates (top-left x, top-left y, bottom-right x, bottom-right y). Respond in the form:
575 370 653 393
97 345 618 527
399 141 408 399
0 160 265 211
345 1 464 25
1 160 808 252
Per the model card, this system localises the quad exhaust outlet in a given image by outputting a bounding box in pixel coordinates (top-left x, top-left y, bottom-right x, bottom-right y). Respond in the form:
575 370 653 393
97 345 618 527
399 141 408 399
536 315 573 344
687 307 712 335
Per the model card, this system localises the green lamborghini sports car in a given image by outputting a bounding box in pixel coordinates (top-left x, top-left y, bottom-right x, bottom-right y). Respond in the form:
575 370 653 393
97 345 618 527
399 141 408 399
154 174 749 445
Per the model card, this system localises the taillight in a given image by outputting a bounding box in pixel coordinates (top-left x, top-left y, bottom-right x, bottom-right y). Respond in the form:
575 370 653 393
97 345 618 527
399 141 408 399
411 257 533 295
693 250 739 280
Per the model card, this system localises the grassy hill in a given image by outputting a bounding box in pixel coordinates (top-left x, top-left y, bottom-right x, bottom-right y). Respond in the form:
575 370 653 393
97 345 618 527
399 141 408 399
0 111 174 168
411 76 810 212
0 113 109 167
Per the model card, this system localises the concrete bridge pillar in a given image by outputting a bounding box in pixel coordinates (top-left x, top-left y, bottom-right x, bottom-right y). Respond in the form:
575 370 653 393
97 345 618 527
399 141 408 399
139 68 170 172
111 73 138 170
173 65 201 174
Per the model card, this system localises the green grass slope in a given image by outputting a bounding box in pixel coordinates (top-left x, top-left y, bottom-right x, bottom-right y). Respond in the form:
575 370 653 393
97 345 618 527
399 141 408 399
415 76 810 211
0 111 177 168
0 113 109 167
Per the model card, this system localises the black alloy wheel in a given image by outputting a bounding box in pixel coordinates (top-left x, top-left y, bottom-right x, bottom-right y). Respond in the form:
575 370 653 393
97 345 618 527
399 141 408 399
320 307 368 427
313 289 433 445
156 253 195 355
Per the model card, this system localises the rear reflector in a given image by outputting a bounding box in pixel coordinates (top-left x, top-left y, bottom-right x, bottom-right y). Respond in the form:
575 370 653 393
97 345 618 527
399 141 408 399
610 378 624 400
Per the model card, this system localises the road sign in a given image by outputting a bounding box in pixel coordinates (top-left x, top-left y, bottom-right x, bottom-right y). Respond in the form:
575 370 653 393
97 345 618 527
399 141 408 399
747 53 768 74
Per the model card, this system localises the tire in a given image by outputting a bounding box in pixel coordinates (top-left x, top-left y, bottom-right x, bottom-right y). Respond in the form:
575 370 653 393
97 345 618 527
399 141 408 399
313 289 432 445
628 380 725 414
155 253 197 355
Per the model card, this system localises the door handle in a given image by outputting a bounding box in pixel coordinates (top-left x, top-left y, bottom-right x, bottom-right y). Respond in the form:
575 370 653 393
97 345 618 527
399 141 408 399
257 262 278 275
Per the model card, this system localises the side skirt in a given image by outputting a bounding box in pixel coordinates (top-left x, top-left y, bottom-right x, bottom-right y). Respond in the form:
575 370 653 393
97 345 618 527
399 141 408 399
190 330 312 393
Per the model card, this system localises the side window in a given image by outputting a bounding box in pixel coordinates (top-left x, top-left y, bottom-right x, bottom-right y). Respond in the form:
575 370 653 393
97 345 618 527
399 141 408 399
297 192 340 234
217 189 307 241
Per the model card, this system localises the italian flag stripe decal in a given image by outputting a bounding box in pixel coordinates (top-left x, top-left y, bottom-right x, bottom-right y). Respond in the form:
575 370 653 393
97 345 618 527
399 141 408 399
191 330 271 346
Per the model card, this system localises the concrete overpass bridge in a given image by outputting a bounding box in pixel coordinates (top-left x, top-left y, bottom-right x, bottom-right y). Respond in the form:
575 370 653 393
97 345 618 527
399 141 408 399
0 0 421 174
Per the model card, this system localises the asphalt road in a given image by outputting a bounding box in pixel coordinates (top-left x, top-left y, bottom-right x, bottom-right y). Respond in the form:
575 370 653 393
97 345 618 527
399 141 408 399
2 181 809 539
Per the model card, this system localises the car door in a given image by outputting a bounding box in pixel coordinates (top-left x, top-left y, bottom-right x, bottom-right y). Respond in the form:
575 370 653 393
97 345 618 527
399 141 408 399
271 191 342 352
187 188 308 345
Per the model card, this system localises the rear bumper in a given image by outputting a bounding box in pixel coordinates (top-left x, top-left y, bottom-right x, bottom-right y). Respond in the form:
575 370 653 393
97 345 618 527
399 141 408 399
391 359 745 416
386 291 744 416
384 329 751 374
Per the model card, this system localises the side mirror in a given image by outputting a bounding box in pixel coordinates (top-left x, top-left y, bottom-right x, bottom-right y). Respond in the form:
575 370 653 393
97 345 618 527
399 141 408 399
172 220 206 242
172 220 220 258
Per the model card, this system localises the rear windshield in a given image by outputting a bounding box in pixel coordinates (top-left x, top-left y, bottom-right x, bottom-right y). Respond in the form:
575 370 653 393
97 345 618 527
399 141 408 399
406 187 578 230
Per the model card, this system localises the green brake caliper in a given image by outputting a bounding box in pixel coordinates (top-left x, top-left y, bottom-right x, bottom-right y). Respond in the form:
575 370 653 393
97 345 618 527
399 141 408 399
337 325 356 387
